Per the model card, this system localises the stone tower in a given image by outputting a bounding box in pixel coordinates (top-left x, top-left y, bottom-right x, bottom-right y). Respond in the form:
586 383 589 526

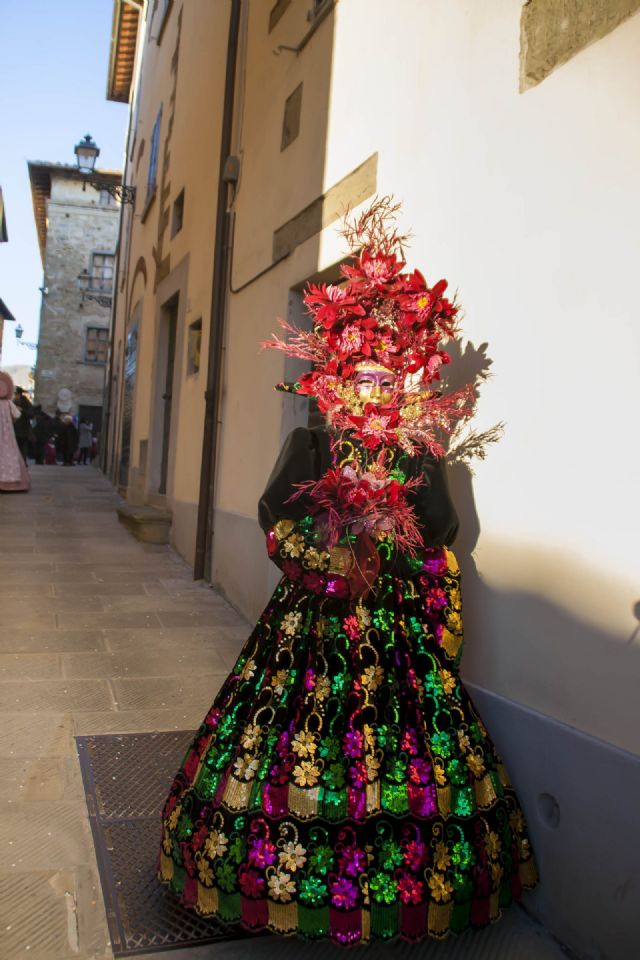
28 162 121 431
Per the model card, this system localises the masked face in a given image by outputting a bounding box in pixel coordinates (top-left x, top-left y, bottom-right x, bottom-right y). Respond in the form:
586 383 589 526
353 366 396 405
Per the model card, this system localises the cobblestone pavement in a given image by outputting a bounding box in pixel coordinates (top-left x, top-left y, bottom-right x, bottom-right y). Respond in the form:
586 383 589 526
0 467 568 960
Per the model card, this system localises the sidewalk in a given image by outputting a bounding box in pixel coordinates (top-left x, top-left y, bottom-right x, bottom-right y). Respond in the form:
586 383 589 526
0 466 567 960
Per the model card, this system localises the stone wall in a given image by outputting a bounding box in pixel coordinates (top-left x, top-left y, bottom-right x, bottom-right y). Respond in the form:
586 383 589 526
520 0 640 89
34 176 119 421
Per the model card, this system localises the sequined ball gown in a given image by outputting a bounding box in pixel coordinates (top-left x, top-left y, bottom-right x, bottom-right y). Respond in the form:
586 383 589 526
158 427 537 944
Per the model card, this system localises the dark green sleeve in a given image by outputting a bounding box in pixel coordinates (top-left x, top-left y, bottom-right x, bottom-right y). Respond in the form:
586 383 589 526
409 454 459 547
258 428 348 593
258 427 327 533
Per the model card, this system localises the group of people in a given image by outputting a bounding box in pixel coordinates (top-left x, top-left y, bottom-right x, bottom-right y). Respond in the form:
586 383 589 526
0 370 96 493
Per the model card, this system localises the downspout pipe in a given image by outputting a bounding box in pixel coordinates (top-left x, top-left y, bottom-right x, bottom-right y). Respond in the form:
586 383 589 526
194 0 242 581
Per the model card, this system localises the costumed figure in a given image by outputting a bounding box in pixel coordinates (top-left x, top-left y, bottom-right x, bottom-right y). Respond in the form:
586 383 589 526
0 372 31 493
159 199 537 944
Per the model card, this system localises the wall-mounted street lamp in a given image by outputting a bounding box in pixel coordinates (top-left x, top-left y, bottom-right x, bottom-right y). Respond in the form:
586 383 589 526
77 269 113 309
73 134 136 205
14 324 38 350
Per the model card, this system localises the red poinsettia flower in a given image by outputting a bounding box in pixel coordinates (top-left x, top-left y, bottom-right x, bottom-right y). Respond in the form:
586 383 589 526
341 250 404 291
325 314 379 361
303 282 365 327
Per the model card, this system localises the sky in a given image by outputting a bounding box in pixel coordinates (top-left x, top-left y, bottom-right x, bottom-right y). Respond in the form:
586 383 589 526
0 0 129 367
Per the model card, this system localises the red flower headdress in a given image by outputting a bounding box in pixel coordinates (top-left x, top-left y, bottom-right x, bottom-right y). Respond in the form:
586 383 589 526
262 197 498 557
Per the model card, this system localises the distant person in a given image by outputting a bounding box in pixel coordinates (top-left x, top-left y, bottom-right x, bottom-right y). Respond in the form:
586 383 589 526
44 437 57 465
51 411 65 463
12 386 33 463
59 415 79 466
32 406 54 465
0 371 30 492
78 419 93 464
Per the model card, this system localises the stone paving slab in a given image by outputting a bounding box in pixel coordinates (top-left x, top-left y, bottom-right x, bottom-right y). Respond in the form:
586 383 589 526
73 707 210 736
0 713 76 758
0 629 106 653
0 866 110 960
0 652 63 680
3 800 94 871
55 610 163 630
110 675 226 711
1 757 86 802
61 646 229 679
0 678 115 712
53 582 149 597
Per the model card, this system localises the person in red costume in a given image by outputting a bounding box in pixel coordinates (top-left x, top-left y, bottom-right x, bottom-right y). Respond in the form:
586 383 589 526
159 200 537 944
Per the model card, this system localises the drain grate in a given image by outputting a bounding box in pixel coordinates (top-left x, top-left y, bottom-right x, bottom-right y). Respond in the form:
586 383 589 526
76 730 245 956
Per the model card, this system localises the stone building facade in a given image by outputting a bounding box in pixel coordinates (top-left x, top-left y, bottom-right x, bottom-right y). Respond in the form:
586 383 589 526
28 162 121 430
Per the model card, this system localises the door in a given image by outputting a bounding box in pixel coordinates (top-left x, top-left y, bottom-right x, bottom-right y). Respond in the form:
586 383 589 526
158 296 178 495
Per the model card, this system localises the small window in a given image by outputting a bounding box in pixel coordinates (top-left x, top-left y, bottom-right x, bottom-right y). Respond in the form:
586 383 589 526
90 253 115 292
147 107 162 200
171 189 185 237
187 319 202 376
85 327 109 364
281 83 303 151
99 188 117 207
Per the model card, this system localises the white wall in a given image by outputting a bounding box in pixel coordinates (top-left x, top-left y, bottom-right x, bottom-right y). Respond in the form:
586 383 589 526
318 0 640 755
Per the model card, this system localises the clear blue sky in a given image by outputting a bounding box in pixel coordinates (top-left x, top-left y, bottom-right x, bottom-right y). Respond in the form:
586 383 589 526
0 0 129 366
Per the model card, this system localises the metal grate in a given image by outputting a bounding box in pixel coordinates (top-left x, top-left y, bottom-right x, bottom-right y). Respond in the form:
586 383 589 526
76 730 245 956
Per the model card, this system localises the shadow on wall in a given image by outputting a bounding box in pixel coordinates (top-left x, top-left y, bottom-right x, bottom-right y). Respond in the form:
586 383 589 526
447 448 640 959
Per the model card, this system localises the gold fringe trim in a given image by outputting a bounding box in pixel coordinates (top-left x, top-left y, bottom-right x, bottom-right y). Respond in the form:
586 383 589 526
428 901 453 936
496 763 511 788
436 785 451 817
268 899 298 932
361 907 371 941
440 627 462 660
489 891 500 920
444 548 460 575
288 785 319 818
474 772 497 809
159 852 174 882
366 780 380 813
222 776 253 809
519 858 538 887
197 882 218 914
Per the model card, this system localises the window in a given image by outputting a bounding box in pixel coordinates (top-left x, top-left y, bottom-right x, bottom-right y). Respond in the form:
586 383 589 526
99 189 117 208
282 83 303 150
90 253 115 292
171 189 185 237
85 327 109 364
147 107 162 200
187 319 202 376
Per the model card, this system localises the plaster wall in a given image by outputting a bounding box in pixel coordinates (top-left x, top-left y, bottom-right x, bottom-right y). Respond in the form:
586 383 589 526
109 0 228 557
212 0 340 584
315 0 640 756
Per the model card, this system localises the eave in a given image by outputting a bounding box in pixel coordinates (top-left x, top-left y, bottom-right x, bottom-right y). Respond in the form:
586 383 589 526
107 0 144 104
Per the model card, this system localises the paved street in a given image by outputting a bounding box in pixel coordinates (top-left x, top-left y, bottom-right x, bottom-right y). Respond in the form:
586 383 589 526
0 467 568 960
